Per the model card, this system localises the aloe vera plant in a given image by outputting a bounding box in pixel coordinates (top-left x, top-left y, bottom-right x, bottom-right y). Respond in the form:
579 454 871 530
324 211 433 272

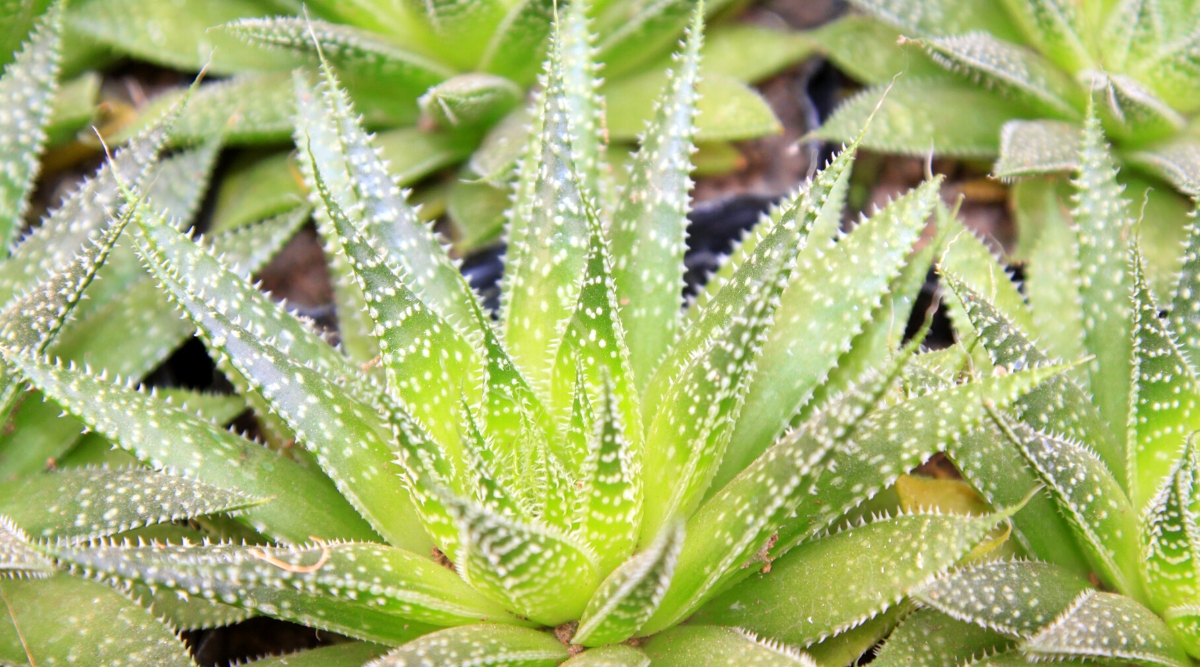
65 0 815 250
0 6 1088 666
805 0 1200 296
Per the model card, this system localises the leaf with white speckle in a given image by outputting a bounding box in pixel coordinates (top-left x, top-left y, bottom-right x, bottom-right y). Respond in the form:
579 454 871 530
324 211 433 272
637 166 811 542
0 573 195 665
367 623 567 667
238 642 386 666
990 416 1143 600
311 150 477 470
223 16 450 98
446 492 600 626
921 32 1082 119
848 0 1023 39
1141 439 1200 614
1129 247 1200 510
295 65 484 355
640 625 816 667
998 0 1092 72
871 608 1013 667
0 467 264 543
610 8 702 390
712 178 941 494
501 22 594 394
45 538 521 645
574 521 684 646
1070 99 1134 460
561 645 650 667
692 509 1018 647
1023 590 1189 667
4 350 375 545
995 120 1081 179
571 371 640 573
643 334 919 634
0 0 61 250
478 0 555 85
0 516 54 579
913 559 1092 637
133 215 431 553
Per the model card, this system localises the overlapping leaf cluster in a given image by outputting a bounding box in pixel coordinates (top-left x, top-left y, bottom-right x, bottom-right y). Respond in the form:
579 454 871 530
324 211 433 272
806 0 1200 298
0 5 1097 667
54 0 814 251
0 5 320 664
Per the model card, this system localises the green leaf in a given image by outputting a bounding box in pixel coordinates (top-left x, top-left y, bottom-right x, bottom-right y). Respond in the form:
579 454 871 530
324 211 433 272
872 609 1013 667
995 120 1081 179
560 0 612 214
944 274 1123 481
0 0 52 70
240 642 387 666
1171 202 1200 362
0 0 61 250
501 25 596 394
946 426 1093 578
1123 15 1200 114
309 150 478 474
0 574 194 665
117 72 297 147
1093 72 1186 143
913 560 1092 637
1011 178 1087 371
561 645 650 667
376 126 478 187
419 73 522 129
610 8 701 390
4 352 377 545
45 71 99 146
223 16 452 97
211 152 306 233
805 605 907 667
1022 591 1189 667
807 16 945 85
691 509 1017 647
573 522 684 646
567 368 640 573
0 468 262 543
697 25 815 84
1071 101 1134 448
1129 247 1199 510
478 0 555 85
605 72 780 142
46 538 520 644
0 188 130 355
49 205 308 381
1142 440 1200 614
0 98 172 304
991 416 1143 601
648 346 1059 635
295 67 484 354
922 32 1083 118
998 0 1093 72
639 625 816 667
68 0 303 74
446 493 599 626
132 216 431 553
815 79 1032 158
368 624 567 666
0 516 54 579
637 173 811 541
595 0 696 79
848 0 1024 41
447 177 509 252
1127 137 1200 198
399 0 506 71
711 177 940 495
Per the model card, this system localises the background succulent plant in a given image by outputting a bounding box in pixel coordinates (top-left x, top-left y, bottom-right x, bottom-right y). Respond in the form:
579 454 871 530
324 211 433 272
44 0 817 251
804 0 1200 299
